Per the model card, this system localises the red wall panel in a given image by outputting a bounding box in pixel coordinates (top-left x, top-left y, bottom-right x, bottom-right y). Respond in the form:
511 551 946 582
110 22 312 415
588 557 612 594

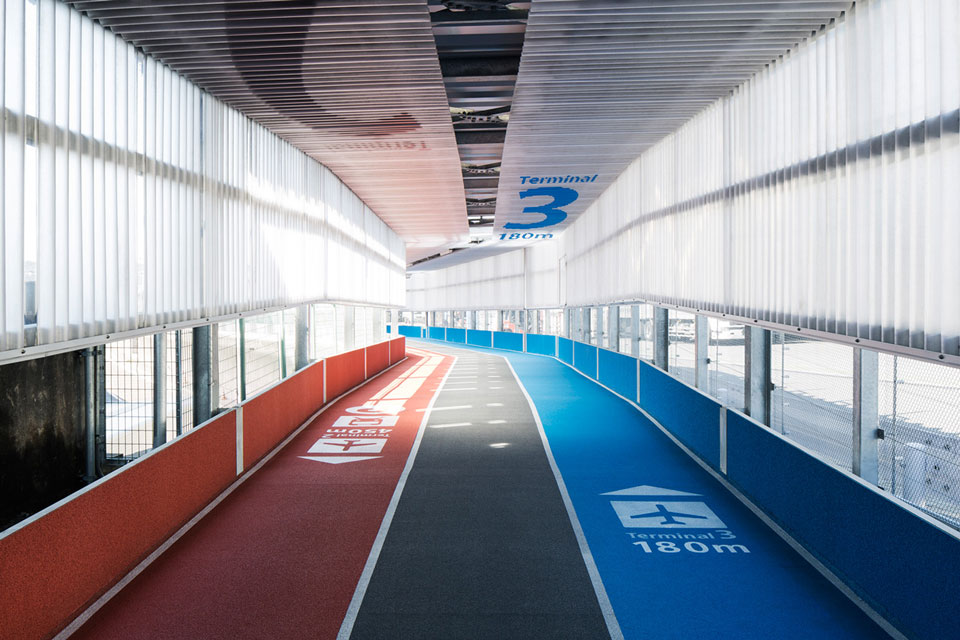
325 348 366 400
0 412 237 640
241 361 324 469
389 337 406 364
365 341 390 377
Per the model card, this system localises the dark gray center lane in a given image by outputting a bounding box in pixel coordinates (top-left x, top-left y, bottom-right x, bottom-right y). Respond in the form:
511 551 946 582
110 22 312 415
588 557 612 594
350 343 609 639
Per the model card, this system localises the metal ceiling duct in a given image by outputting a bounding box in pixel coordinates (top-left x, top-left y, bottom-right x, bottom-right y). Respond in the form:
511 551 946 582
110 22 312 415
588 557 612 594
494 0 853 236
428 0 529 231
66 0 470 263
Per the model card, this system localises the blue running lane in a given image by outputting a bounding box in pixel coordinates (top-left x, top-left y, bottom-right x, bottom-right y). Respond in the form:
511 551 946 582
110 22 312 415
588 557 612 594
419 340 888 640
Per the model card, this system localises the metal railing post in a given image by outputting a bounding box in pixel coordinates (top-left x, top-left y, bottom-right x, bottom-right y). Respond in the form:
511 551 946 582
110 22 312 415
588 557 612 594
239 319 247 402
153 332 167 448
853 347 880 484
745 326 772 426
695 315 710 390
83 348 96 482
653 306 669 371
295 304 310 371
280 312 288 379
96 345 105 473
193 324 212 425
175 330 183 436
608 305 620 351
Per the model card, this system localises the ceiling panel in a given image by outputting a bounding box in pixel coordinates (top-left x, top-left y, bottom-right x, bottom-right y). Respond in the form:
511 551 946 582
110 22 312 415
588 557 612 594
493 0 852 236
67 0 470 262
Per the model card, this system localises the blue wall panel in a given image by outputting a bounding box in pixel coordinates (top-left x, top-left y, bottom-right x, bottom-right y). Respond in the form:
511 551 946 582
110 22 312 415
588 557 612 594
427 326 445 341
558 337 574 365
726 411 960 640
492 331 523 351
447 327 466 343
638 361 721 469
398 325 423 338
573 342 598 379
598 349 637 402
526 333 557 357
466 329 493 347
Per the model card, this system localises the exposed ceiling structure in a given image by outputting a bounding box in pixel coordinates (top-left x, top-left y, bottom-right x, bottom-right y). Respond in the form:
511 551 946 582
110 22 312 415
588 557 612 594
428 1 529 232
68 0 853 267
493 0 853 237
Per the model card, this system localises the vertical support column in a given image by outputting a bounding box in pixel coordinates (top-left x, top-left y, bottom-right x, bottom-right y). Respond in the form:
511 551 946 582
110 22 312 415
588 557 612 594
608 305 620 351
83 348 97 482
343 306 356 351
175 330 183 436
96 346 106 472
630 305 640 358
744 326 772 426
653 306 669 371
239 318 247 402
153 332 167 448
193 324 212 426
210 323 220 413
280 311 289 379
853 348 880 484
295 304 310 371
694 315 710 390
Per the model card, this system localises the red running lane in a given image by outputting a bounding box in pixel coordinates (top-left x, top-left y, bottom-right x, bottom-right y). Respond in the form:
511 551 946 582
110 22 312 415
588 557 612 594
72 350 452 640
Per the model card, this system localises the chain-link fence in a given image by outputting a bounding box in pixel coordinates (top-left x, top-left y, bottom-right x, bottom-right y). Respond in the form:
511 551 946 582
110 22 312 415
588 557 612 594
243 313 282 398
104 336 155 462
217 320 240 409
668 310 696 388
771 334 854 472
878 353 960 528
25 303 383 484
636 304 655 362
313 304 337 359
166 330 193 439
707 319 746 412
618 307 631 353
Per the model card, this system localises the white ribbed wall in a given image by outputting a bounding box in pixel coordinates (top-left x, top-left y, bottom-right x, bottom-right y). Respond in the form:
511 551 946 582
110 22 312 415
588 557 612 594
406 250 527 311
565 0 960 355
405 241 562 312
408 0 960 360
0 0 405 360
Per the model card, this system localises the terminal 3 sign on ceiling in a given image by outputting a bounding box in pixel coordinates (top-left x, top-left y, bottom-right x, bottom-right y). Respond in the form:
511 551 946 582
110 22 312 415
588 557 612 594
498 174 598 239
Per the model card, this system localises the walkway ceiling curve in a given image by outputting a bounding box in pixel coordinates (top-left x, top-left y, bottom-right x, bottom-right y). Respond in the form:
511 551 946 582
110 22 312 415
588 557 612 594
67 1 855 266
67 0 470 263
492 0 852 239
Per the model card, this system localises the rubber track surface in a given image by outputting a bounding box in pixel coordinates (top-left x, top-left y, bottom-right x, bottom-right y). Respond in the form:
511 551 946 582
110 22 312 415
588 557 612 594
73 351 451 640
349 345 609 639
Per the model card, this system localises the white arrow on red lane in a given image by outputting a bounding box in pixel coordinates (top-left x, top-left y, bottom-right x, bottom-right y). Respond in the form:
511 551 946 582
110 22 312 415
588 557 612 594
299 455 382 465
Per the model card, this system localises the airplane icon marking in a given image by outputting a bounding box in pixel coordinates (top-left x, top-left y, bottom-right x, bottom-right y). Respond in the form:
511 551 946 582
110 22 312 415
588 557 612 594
307 437 388 455
610 500 727 529
628 503 709 526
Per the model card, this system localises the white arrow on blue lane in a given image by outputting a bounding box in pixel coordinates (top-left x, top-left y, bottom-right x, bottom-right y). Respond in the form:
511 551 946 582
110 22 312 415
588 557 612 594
601 485 700 497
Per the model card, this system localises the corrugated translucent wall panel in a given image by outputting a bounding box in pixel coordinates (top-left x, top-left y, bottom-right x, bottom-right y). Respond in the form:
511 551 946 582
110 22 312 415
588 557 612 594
524 241 561 309
405 250 525 311
0 0 404 361
564 0 960 359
